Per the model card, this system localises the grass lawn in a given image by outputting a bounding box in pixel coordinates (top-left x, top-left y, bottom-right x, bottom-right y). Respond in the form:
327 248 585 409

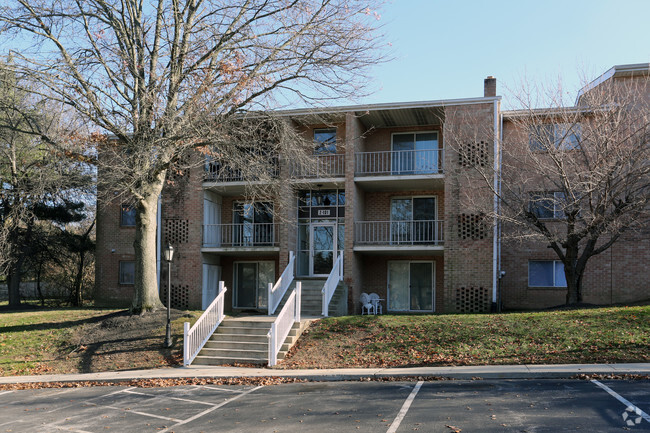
279 305 650 368
0 305 202 376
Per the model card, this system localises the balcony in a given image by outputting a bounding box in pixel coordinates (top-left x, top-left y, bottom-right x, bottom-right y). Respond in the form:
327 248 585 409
291 153 345 180
354 149 444 191
203 158 280 195
354 220 444 254
202 223 280 253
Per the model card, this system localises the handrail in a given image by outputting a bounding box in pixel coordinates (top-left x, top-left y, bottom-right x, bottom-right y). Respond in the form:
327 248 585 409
355 220 444 245
267 282 301 367
321 253 343 317
291 153 345 178
355 149 444 176
203 223 279 248
267 251 295 315
183 281 227 366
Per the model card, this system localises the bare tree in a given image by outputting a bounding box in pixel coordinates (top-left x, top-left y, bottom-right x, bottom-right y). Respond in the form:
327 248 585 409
447 73 650 305
0 62 91 307
0 0 385 312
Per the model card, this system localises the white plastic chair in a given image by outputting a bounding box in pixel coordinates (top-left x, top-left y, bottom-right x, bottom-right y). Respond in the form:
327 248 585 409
360 293 374 315
369 293 383 315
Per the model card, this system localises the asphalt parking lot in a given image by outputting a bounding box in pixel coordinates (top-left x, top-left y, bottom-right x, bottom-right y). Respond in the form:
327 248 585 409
0 379 648 432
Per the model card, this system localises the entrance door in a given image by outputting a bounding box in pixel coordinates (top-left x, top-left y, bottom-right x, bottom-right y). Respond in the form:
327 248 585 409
310 223 337 276
387 261 434 312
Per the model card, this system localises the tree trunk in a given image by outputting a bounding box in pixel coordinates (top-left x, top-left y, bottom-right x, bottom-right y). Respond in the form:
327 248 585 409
73 251 84 307
7 257 24 307
131 173 165 313
564 261 583 305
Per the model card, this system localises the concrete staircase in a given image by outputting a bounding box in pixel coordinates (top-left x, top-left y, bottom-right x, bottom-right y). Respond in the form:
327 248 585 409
276 278 347 317
193 317 308 366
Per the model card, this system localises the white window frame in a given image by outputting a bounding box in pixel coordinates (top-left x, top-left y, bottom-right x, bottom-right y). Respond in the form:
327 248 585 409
313 128 337 154
528 260 567 288
387 260 435 312
233 261 275 309
529 192 566 220
529 123 581 151
119 261 135 285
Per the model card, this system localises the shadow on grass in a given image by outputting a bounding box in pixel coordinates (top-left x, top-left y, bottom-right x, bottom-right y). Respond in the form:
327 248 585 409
0 310 128 334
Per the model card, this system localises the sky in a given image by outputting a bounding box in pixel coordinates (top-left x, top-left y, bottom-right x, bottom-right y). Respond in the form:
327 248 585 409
357 0 650 108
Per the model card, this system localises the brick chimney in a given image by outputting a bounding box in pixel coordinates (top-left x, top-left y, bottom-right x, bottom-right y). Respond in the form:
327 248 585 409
484 76 497 97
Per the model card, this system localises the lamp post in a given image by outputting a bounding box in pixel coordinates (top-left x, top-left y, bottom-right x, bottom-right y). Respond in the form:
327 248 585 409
163 243 174 348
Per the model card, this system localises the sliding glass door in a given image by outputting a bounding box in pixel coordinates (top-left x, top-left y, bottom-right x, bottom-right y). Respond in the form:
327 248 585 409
388 261 434 312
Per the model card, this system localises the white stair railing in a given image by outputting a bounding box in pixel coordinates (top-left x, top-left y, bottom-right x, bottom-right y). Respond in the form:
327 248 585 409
321 253 343 317
268 251 295 315
183 281 227 366
267 282 301 367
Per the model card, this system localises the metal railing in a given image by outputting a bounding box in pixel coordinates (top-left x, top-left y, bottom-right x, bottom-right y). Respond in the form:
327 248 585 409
183 281 227 366
355 220 444 245
355 149 444 176
291 153 345 178
204 157 280 182
321 253 343 317
268 251 295 315
203 223 279 248
267 282 301 367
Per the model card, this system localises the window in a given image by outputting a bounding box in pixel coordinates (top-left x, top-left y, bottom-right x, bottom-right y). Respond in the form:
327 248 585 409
392 132 440 175
120 204 136 227
529 123 580 151
390 197 438 244
232 202 274 246
528 260 567 287
529 192 566 219
119 261 135 285
314 128 337 154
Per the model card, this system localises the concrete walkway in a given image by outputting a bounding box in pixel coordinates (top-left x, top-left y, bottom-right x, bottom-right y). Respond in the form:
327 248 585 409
1 363 649 384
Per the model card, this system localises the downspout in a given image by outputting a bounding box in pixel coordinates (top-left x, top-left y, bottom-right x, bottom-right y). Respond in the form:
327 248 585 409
492 99 499 308
157 195 162 293
498 110 504 312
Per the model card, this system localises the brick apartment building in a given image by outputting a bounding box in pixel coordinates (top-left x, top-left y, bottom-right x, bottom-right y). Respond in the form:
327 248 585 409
95 63 650 315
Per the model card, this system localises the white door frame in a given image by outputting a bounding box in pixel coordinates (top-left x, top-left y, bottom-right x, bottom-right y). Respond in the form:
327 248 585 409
309 221 337 277
387 260 435 312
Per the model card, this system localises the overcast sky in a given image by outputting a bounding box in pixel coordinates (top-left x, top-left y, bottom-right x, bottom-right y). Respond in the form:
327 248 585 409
357 0 650 108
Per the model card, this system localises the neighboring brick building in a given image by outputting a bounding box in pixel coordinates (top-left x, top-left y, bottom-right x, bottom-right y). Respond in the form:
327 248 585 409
95 63 649 313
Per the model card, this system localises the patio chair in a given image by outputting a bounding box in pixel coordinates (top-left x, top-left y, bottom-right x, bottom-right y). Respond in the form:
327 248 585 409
369 293 383 315
360 292 374 315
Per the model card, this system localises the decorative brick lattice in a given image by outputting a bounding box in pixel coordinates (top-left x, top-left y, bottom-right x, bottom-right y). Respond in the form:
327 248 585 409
457 213 487 240
160 283 190 309
455 286 490 313
458 141 488 168
164 219 189 244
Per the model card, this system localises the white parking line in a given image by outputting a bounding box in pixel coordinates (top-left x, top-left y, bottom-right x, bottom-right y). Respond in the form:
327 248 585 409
157 385 264 433
123 389 216 406
0 391 12 397
96 403 183 422
196 385 246 393
387 381 424 433
591 380 650 423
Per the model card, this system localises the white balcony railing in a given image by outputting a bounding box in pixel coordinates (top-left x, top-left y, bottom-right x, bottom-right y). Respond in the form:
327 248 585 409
355 220 444 245
268 282 301 367
321 253 343 317
183 281 227 366
355 149 444 177
203 223 279 248
268 252 295 315
291 153 345 178
204 157 280 182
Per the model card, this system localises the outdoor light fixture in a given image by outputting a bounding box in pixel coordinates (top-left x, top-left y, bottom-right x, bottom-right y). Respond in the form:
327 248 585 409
164 243 174 348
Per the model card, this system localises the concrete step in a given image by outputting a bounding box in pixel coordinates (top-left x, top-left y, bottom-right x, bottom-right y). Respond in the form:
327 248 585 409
209 333 268 343
214 326 270 336
198 347 268 359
